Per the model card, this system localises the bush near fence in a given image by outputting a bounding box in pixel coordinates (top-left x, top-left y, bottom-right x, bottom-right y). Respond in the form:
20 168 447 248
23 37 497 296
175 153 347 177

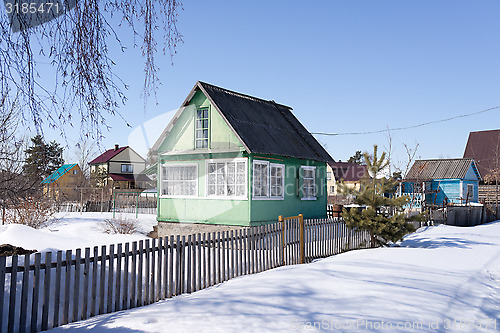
0 218 371 333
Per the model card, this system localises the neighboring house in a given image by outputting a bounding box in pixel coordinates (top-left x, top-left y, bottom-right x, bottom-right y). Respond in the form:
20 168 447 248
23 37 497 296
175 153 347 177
327 162 367 196
89 145 150 190
41 164 82 200
152 81 333 226
463 129 500 182
402 158 481 208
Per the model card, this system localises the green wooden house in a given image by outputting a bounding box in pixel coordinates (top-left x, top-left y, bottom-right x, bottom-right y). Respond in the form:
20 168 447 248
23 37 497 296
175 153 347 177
153 81 334 226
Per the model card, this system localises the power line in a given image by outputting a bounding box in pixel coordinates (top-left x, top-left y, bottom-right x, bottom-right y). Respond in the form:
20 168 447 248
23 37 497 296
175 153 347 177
311 105 500 136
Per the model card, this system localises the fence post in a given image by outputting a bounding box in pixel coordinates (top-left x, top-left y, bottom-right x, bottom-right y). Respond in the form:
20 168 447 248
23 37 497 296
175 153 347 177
299 214 305 264
279 215 284 265
100 188 104 213
135 193 139 219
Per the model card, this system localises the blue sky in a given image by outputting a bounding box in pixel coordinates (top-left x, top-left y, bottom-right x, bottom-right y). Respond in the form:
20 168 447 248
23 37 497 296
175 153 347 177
44 0 500 172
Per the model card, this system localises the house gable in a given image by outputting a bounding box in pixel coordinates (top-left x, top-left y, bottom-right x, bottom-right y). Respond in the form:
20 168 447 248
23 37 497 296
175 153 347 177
157 90 244 154
154 81 333 163
463 129 500 180
41 164 79 184
111 147 146 164
108 147 147 175
464 162 481 181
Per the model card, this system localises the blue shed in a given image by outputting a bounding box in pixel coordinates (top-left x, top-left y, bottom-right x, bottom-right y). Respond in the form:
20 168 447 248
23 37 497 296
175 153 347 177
403 158 481 207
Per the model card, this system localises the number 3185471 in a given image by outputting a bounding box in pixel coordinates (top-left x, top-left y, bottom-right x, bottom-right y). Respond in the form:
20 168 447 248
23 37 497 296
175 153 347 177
5 2 60 14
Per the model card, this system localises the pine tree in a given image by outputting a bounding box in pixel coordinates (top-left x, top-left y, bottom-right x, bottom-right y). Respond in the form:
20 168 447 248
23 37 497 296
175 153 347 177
23 135 64 187
341 145 418 246
347 150 364 164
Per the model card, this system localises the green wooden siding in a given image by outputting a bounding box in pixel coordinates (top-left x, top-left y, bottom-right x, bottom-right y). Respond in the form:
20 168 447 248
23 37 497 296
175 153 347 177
158 90 243 153
249 155 327 223
157 153 327 226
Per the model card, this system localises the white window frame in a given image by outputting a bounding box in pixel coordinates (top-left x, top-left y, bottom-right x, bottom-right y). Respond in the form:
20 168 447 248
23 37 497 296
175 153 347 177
205 158 247 199
467 183 474 200
270 163 285 200
253 160 270 200
301 166 317 200
121 164 133 173
195 107 209 149
252 160 285 200
160 163 198 198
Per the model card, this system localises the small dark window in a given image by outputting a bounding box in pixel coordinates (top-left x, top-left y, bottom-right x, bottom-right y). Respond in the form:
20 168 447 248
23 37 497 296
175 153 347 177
467 184 474 199
121 164 133 173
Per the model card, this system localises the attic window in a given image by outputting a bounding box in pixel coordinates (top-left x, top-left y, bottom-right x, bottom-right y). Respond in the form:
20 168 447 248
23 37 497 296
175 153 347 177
195 108 209 149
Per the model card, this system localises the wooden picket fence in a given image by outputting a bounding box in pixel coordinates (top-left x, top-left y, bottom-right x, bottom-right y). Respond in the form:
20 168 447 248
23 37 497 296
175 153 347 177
0 218 371 333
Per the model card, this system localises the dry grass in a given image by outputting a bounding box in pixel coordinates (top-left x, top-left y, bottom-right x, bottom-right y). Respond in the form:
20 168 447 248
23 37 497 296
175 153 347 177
4 197 57 229
103 216 139 234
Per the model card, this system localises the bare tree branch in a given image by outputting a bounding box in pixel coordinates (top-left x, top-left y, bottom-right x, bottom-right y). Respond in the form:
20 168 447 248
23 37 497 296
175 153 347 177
0 0 183 140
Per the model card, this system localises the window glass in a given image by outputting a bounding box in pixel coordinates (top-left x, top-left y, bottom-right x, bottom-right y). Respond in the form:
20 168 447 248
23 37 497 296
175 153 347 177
161 165 197 196
253 161 284 199
467 184 474 198
301 166 316 199
195 108 209 149
207 160 247 197
253 162 269 198
270 164 284 198
121 164 133 173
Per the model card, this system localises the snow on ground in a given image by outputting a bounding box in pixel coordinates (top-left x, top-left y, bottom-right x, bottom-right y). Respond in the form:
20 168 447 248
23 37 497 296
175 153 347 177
0 212 156 253
50 222 500 333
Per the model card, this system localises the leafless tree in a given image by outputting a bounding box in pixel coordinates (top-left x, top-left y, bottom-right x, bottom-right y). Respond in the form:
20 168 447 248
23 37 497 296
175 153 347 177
383 126 394 176
484 135 500 216
71 137 98 179
402 142 420 179
0 93 40 223
0 0 183 141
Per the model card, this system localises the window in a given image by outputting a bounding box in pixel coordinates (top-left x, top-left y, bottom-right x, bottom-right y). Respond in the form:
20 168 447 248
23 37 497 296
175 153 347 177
253 161 284 199
121 164 133 173
253 161 269 198
327 172 331 181
330 186 335 193
73 169 79 175
301 166 316 200
207 159 246 197
270 164 284 198
467 184 474 200
161 164 197 197
195 108 209 149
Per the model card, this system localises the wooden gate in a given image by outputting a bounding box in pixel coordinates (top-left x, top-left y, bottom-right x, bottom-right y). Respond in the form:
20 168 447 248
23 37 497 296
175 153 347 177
278 214 305 265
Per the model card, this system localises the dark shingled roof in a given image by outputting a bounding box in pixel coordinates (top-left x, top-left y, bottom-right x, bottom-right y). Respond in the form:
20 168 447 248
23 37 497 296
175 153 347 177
89 146 128 164
192 82 333 162
329 162 368 182
405 158 480 181
463 129 500 180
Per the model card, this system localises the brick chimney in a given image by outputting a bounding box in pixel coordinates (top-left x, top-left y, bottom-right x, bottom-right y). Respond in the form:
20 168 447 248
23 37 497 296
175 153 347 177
114 144 119 151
